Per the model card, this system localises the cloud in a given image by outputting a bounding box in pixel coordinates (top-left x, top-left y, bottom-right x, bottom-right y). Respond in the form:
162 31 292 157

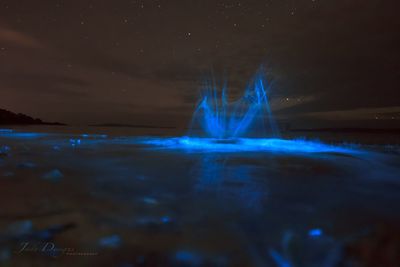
0 71 89 97
300 106 400 120
0 25 42 48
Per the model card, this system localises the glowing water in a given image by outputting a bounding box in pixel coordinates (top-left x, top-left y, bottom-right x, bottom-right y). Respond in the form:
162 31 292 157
139 137 362 154
135 68 363 155
0 69 364 155
189 69 278 138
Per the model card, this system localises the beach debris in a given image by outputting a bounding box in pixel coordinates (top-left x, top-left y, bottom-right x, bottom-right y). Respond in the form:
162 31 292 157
98 234 121 248
42 169 64 182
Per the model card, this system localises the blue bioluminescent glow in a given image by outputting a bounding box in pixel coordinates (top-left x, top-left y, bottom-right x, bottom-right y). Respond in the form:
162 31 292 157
131 68 365 154
308 228 323 237
134 68 368 155
189 68 279 138
137 136 362 154
0 129 13 133
0 69 367 156
0 131 47 139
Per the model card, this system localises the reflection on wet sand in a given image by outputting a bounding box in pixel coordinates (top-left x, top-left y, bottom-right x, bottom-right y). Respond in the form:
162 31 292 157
0 129 399 266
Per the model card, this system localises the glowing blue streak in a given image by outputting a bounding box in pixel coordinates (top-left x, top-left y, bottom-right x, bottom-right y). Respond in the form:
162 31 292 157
190 69 279 138
138 137 362 155
0 132 47 139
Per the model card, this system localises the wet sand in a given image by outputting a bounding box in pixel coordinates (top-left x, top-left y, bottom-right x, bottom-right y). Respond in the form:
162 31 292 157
0 127 399 266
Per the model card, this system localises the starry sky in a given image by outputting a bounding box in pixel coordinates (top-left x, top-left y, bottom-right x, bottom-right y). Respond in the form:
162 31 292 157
0 0 399 127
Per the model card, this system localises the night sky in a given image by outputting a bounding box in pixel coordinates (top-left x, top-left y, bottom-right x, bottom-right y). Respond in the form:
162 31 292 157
0 0 399 127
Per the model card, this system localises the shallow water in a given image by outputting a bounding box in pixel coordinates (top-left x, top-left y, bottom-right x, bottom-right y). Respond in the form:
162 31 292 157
0 127 399 266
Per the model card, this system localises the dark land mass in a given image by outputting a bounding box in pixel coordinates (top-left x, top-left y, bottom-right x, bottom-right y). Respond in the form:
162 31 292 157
90 123 176 129
290 128 400 134
0 108 66 126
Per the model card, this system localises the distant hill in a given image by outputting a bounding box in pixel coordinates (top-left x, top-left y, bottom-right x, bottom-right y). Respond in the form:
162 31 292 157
0 108 65 125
